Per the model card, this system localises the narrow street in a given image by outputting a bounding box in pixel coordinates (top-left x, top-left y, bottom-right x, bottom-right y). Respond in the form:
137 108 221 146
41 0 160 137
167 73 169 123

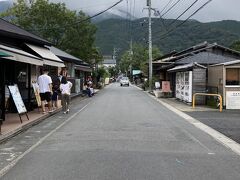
1 83 240 180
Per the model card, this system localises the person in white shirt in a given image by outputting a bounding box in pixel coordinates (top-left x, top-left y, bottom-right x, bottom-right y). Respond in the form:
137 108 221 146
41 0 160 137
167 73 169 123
37 68 53 114
60 76 72 114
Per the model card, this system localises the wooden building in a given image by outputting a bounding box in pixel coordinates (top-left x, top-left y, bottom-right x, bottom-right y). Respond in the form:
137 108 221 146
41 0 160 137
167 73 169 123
0 18 64 122
153 42 240 105
208 60 240 109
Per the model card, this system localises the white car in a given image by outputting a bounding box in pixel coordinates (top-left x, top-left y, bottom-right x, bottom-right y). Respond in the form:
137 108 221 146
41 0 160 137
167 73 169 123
120 77 129 86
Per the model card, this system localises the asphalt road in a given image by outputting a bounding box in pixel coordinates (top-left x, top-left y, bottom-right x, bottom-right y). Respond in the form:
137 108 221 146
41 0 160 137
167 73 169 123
185 110 240 144
1 83 240 180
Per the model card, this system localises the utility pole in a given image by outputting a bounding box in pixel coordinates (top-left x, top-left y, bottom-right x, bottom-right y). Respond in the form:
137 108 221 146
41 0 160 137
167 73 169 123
130 39 133 79
147 0 153 91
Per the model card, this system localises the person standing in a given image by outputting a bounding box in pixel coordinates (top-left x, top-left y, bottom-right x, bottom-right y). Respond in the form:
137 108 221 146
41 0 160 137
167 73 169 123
60 76 72 114
37 68 53 114
51 75 60 110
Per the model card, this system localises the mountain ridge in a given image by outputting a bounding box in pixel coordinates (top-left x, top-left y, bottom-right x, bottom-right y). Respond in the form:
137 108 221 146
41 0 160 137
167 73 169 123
94 18 240 56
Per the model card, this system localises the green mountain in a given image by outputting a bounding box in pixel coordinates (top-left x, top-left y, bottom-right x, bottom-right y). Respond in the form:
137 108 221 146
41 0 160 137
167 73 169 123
95 18 240 56
0 1 12 12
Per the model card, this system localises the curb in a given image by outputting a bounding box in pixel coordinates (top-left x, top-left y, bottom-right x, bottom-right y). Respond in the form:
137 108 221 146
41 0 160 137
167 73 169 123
0 92 85 144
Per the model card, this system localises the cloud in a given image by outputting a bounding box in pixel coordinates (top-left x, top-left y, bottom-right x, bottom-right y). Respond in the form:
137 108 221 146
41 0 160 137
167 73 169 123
48 0 240 22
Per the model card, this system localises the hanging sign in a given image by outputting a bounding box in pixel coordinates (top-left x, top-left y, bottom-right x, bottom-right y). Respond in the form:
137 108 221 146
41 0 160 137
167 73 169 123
8 85 27 114
32 82 41 107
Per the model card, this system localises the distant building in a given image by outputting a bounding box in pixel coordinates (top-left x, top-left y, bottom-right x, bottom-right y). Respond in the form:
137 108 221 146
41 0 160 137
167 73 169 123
100 56 116 68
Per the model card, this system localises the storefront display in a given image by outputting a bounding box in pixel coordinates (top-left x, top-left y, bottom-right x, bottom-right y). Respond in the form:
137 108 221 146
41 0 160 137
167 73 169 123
175 71 193 103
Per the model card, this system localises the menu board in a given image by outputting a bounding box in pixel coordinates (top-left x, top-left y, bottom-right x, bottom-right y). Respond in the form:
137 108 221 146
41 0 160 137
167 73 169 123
8 85 27 114
32 82 41 107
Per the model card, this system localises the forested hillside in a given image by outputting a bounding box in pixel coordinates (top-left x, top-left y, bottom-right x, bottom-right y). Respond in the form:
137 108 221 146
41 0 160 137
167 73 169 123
95 18 240 56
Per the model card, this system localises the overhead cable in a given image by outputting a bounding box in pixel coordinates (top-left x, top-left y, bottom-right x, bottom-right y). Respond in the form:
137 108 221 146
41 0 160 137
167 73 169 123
154 0 213 41
161 0 183 18
168 0 199 27
28 0 124 31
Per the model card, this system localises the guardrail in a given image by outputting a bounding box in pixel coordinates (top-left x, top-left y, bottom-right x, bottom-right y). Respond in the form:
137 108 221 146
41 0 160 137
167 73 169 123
192 93 222 112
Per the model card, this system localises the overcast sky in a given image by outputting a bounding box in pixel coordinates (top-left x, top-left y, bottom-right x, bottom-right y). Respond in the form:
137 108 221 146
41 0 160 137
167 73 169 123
7 0 238 22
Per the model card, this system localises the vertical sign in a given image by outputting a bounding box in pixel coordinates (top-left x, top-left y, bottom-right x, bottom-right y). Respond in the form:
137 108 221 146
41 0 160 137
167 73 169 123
32 82 41 107
162 81 170 92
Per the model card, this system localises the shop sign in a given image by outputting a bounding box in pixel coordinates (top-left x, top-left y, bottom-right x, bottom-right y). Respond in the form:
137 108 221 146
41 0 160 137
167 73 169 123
8 85 27 114
32 82 41 107
162 81 170 92
226 91 240 109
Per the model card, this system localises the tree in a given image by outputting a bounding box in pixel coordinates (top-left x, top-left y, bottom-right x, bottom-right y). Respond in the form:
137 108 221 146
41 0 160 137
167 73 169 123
230 40 240 52
1 0 99 63
119 43 161 76
108 66 118 77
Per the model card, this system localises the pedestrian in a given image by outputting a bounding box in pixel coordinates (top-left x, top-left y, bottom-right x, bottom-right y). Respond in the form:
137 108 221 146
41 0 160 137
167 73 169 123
60 76 72 114
37 68 53 114
51 75 60 110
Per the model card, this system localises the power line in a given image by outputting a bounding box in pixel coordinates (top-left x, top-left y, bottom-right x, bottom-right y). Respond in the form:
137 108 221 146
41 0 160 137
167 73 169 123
161 0 183 18
160 0 174 15
28 0 124 32
153 0 213 41
168 0 199 27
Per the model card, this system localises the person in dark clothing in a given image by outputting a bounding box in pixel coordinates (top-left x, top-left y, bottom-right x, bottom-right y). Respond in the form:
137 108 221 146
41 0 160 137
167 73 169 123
51 75 60 110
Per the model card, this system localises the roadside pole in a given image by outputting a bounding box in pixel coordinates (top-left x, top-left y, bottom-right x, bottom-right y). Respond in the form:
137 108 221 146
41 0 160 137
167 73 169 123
147 0 153 91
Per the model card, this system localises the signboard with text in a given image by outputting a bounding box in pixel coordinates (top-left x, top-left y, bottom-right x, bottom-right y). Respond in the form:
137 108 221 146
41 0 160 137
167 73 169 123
8 85 27 114
32 82 41 107
226 91 240 109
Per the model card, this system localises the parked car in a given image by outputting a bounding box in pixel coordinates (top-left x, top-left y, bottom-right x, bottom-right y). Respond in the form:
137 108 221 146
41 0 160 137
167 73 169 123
120 77 129 86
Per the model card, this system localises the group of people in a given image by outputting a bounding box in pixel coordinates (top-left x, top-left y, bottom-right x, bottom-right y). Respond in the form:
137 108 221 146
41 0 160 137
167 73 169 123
37 68 72 114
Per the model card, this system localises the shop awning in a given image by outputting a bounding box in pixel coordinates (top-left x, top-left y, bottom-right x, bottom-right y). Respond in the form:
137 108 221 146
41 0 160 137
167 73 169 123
0 51 12 57
0 44 43 66
26 43 65 67
167 62 206 73
75 65 92 72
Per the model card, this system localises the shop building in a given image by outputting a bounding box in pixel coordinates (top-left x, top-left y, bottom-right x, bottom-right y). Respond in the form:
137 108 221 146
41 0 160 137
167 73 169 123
48 46 92 93
153 42 240 106
208 60 240 109
0 18 64 125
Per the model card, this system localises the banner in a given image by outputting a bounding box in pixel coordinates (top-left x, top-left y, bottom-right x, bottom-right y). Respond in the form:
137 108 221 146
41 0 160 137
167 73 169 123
8 85 27 114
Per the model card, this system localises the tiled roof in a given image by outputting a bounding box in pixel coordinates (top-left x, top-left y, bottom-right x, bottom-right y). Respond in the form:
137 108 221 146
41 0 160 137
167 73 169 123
175 52 237 65
48 46 82 62
168 62 206 72
0 18 50 45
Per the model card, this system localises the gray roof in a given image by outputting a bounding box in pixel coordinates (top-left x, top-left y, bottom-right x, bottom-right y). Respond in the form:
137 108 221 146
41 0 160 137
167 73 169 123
0 18 50 45
175 52 237 65
210 60 240 67
168 62 206 72
48 46 82 62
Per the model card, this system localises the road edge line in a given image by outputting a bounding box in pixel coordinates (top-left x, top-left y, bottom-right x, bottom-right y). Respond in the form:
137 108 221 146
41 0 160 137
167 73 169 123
133 85 240 156
0 102 90 178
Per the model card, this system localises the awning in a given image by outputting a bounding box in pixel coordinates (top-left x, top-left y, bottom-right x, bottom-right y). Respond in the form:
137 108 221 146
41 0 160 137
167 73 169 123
26 43 65 67
75 65 92 72
0 51 11 57
0 44 43 66
167 62 206 73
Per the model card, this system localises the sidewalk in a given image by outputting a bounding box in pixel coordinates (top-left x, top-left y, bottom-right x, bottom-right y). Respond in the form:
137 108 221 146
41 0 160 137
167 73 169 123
156 97 240 144
0 92 88 143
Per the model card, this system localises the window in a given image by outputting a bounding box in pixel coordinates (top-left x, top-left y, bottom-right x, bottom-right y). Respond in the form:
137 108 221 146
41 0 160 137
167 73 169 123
226 68 240 85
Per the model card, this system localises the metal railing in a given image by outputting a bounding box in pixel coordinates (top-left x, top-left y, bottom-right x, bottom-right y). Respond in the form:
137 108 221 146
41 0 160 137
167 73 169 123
192 93 222 112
